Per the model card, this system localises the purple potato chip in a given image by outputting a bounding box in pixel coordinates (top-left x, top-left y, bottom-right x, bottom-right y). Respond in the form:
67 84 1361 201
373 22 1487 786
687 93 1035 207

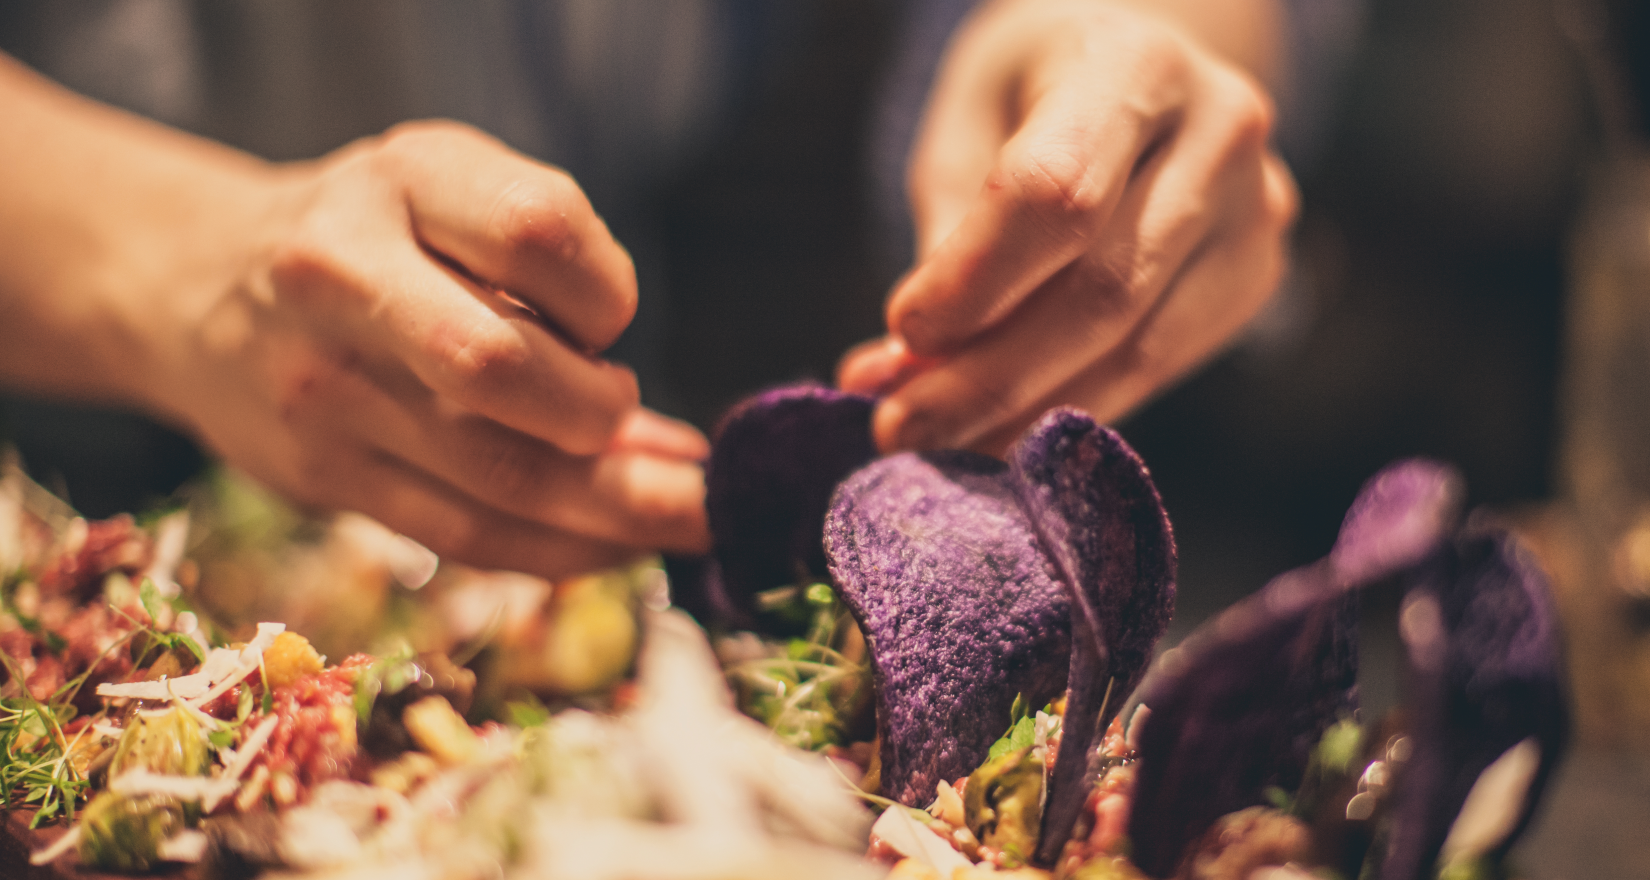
698 384 878 627
1127 459 1463 878
1330 459 1463 586
825 449 1074 807
1008 410 1176 866
1127 562 1358 878
1378 529 1568 880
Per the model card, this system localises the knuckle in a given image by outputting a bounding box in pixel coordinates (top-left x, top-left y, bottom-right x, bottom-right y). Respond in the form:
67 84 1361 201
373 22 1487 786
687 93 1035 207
266 215 377 316
1221 75 1276 149
489 176 588 266
488 180 638 349
1199 71 1276 171
1124 25 1193 91
1012 142 1108 223
429 322 532 402
595 259 640 347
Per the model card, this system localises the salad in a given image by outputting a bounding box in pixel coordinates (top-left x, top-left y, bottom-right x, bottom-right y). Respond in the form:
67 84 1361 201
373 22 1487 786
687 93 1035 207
0 383 1572 880
0 455 876 879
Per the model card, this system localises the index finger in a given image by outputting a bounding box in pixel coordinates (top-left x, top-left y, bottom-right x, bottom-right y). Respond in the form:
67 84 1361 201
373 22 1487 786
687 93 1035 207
890 51 1180 356
381 122 639 353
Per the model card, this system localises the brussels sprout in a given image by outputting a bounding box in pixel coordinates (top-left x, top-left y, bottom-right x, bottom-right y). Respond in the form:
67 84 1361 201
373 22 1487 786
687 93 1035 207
110 707 208 778
76 791 187 872
964 746 1045 868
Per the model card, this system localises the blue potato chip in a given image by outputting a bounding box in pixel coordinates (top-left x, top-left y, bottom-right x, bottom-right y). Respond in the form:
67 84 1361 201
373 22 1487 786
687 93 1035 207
1127 459 1465 878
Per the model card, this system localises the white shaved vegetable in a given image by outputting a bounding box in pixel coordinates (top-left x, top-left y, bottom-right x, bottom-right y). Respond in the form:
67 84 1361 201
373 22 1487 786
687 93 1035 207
1439 738 1541 868
108 769 237 803
96 622 286 703
155 829 208 863
870 806 972 876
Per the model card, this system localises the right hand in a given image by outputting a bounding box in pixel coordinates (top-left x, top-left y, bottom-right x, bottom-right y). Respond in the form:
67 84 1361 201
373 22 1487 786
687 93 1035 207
154 121 710 577
838 0 1296 457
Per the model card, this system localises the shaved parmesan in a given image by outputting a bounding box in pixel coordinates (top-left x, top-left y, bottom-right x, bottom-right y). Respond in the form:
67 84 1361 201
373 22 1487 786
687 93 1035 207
869 806 971 876
142 511 190 599
206 716 279 812
96 623 288 703
97 671 213 701
156 830 208 863
109 768 237 803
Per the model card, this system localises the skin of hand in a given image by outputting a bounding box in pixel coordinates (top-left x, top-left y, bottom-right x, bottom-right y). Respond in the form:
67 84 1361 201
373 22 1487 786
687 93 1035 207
0 55 710 577
838 0 1299 456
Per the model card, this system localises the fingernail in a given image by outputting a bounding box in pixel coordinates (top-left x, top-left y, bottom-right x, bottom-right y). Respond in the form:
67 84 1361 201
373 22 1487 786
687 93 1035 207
838 337 905 394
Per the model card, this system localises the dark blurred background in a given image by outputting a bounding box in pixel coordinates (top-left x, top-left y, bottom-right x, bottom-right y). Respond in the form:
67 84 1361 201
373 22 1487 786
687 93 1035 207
4 0 1630 622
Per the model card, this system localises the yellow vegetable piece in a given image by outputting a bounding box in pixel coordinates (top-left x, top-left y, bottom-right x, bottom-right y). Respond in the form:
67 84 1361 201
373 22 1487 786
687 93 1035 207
403 695 482 766
261 631 325 689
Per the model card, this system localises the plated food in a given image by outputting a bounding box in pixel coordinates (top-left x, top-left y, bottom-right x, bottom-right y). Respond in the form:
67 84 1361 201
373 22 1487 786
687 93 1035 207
0 458 876 879
0 386 1570 880
684 386 1568 880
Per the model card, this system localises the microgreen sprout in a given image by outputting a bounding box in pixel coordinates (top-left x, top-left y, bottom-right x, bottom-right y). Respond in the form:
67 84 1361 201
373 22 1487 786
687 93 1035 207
0 647 91 826
726 582 868 751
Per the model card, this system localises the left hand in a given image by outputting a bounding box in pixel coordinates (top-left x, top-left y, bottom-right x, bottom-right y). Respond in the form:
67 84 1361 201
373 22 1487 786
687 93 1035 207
839 0 1298 455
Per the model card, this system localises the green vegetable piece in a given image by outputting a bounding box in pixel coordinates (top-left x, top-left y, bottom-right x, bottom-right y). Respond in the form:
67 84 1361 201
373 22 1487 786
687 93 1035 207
805 582 836 606
964 746 1045 868
76 791 186 873
1315 718 1365 777
1010 693 1029 725
110 707 208 778
987 715 1037 761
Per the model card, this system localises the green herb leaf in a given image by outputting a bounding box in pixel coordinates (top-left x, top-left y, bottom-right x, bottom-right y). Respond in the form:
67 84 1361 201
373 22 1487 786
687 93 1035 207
805 582 836 606
138 577 164 624
353 644 418 725
987 714 1037 761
